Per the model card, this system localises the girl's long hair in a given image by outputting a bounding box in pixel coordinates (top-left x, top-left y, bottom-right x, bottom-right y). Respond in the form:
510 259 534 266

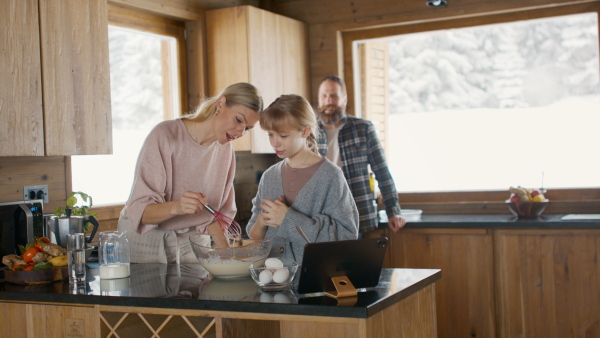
260 94 320 155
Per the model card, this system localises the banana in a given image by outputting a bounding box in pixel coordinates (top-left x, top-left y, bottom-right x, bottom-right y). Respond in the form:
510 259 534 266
48 255 68 267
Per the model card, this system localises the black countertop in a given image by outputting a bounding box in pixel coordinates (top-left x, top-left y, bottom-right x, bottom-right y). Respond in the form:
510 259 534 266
0 263 441 319
378 211 600 229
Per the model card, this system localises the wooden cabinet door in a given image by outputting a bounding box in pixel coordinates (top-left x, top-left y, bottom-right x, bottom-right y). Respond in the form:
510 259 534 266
206 6 253 151
206 6 309 154
280 15 311 107
0 0 45 156
39 0 112 156
0 302 99 338
247 6 283 154
390 228 496 338
494 228 600 338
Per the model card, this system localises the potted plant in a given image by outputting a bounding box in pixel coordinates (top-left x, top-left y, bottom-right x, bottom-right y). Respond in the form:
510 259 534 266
54 191 97 231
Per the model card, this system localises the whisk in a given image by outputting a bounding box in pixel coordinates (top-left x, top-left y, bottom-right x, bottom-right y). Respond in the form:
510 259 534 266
203 204 242 242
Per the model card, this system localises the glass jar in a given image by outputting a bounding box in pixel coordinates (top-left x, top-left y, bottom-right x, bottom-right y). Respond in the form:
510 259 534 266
98 231 130 279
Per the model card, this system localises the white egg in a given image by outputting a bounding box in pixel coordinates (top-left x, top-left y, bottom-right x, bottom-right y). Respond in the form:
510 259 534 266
273 293 291 303
260 292 274 303
265 258 284 269
272 268 290 283
259 269 273 284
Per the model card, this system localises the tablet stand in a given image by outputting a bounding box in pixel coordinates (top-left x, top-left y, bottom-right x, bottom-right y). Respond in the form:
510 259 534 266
324 276 358 298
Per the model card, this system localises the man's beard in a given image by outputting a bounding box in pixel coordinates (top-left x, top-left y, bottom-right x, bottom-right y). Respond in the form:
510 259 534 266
317 105 345 126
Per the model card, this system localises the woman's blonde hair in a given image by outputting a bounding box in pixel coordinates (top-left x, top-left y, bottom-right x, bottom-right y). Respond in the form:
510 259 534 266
260 94 320 155
182 82 263 121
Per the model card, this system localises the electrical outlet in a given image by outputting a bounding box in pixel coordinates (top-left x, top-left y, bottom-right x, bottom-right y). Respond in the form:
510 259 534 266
24 185 49 203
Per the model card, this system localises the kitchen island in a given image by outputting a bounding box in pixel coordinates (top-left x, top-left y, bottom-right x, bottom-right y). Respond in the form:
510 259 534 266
0 264 441 338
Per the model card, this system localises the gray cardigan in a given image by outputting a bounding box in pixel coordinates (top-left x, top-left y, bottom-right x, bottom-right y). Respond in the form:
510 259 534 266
246 158 359 262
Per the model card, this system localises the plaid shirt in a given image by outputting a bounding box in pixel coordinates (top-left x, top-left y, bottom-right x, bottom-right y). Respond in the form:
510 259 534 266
317 116 401 233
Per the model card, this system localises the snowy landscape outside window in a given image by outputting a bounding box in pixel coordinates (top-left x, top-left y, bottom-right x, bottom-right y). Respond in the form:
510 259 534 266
366 12 599 193
71 26 180 205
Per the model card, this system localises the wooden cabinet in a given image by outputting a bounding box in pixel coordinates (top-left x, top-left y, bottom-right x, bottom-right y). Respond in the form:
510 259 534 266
206 6 310 153
389 228 496 338
0 0 112 156
388 226 600 337
0 0 44 156
0 301 98 338
494 228 600 338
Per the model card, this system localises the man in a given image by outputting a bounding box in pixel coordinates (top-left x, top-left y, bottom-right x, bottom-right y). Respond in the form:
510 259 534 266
316 75 406 234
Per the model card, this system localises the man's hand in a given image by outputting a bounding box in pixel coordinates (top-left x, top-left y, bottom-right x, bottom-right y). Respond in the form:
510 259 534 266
388 215 407 233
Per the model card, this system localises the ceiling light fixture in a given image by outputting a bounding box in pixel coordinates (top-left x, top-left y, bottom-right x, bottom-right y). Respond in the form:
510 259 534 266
427 0 447 6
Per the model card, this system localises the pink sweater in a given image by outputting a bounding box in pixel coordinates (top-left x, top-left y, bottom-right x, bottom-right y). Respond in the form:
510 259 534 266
121 119 237 234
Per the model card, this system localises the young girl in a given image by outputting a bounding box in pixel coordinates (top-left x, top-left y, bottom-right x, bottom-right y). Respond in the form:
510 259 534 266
246 94 359 262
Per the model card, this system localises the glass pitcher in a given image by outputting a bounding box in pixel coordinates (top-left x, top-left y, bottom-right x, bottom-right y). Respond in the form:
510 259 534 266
98 231 130 279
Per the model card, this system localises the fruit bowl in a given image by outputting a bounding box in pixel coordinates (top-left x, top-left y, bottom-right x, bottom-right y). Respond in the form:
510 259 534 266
189 234 271 278
249 258 299 291
4 266 68 285
505 200 549 218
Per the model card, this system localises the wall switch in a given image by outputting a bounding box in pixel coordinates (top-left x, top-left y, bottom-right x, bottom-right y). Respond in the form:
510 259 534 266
24 185 49 203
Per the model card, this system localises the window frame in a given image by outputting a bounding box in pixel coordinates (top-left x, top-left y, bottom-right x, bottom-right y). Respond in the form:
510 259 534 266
342 3 600 214
67 5 189 223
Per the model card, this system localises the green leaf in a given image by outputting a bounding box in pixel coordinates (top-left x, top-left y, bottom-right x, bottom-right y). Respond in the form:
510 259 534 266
25 242 34 251
54 191 96 217
33 262 53 270
18 245 26 255
66 195 77 208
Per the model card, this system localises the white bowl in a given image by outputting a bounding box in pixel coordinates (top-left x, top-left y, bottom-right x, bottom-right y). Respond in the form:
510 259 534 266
189 234 272 278
249 258 299 291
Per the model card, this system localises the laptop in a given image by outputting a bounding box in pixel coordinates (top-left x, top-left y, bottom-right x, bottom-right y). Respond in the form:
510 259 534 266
297 237 388 295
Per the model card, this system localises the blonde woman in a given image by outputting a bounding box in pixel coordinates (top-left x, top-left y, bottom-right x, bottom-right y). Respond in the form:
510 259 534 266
119 83 263 263
246 94 359 263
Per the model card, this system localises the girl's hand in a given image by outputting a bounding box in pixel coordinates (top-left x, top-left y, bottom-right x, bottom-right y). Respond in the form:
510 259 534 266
173 191 207 215
260 196 288 226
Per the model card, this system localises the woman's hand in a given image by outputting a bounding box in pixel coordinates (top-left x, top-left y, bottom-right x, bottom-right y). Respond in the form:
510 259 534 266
141 191 208 225
173 191 208 216
260 195 288 227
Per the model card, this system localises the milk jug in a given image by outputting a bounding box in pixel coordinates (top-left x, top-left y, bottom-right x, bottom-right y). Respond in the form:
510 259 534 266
98 231 130 279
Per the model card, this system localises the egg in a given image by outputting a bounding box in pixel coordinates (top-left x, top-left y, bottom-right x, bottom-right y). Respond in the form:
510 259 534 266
259 269 273 284
273 293 291 303
272 268 290 283
260 292 274 303
265 258 284 269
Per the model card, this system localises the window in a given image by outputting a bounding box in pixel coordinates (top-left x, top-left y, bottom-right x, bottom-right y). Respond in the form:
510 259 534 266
346 5 600 208
70 14 185 206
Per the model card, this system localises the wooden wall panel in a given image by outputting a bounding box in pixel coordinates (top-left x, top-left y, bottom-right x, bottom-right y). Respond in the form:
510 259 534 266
0 156 67 212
